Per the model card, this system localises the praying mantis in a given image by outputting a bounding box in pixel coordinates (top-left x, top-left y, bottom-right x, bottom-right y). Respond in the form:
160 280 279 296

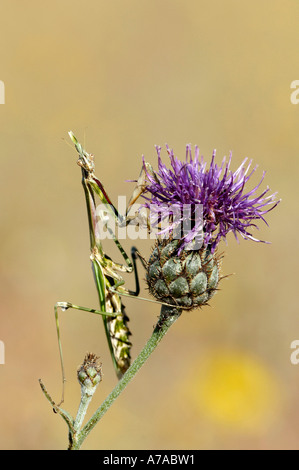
55 132 159 405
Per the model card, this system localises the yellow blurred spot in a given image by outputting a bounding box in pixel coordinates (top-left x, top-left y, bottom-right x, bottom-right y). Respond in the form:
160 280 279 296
187 351 280 431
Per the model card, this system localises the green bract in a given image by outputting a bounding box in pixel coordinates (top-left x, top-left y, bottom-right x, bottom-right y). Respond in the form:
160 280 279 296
146 239 220 309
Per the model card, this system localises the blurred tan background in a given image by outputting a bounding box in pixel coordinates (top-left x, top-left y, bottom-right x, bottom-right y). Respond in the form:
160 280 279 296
0 0 297 450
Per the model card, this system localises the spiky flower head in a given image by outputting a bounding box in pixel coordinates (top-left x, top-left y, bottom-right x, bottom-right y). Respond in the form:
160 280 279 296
142 145 280 253
140 144 279 309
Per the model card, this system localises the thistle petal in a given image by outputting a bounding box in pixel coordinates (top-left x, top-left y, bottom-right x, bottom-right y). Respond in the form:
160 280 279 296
141 145 279 251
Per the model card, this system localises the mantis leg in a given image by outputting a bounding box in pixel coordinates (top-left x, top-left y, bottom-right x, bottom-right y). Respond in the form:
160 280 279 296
55 302 117 406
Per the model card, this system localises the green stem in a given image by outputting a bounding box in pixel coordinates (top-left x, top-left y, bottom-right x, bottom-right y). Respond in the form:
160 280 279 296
73 390 94 433
70 304 181 450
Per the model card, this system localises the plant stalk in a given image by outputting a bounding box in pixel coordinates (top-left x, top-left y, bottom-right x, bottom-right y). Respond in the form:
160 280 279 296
69 304 181 450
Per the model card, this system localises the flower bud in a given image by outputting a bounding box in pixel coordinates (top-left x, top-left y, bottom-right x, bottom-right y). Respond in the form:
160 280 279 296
77 353 102 396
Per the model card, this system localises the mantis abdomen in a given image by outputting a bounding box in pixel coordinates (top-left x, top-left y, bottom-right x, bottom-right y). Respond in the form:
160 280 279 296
104 275 132 378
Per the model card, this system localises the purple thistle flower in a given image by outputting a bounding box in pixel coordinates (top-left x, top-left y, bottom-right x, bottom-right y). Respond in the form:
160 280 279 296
141 144 280 252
